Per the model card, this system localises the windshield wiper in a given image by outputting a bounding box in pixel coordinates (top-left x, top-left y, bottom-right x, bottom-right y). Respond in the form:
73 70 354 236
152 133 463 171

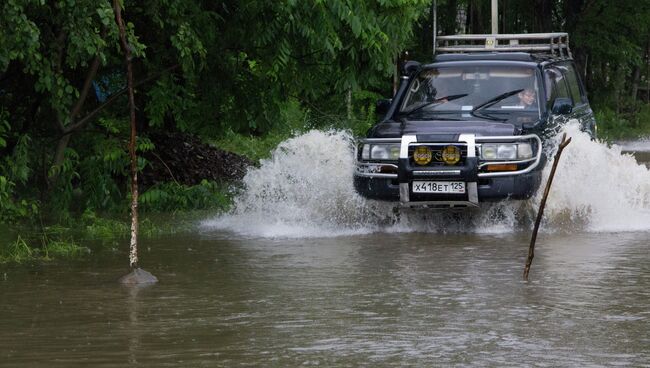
471 89 523 114
470 89 523 121
402 93 468 116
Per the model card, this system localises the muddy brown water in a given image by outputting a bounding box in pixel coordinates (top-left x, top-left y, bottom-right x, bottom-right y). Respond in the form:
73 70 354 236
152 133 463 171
1 137 649 367
1 230 649 367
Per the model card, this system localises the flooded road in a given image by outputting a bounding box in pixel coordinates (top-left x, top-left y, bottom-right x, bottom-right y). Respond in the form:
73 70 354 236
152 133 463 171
1 125 650 366
1 231 649 367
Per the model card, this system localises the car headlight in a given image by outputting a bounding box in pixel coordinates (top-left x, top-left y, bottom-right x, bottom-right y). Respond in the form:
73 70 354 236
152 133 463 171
361 144 401 160
517 143 533 159
497 144 517 160
481 143 533 160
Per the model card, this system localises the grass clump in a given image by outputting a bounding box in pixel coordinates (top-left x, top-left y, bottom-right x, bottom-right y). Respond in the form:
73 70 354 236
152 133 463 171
0 236 33 263
42 238 90 260
0 234 89 264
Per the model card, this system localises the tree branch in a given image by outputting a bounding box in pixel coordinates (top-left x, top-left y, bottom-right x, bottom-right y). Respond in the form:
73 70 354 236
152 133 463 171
67 55 101 128
65 64 179 133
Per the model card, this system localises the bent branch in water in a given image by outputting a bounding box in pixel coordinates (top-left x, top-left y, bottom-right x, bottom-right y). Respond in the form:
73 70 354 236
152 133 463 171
524 133 572 281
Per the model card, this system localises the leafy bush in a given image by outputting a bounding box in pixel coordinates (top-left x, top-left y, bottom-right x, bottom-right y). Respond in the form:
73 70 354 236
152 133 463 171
82 210 131 240
0 127 39 223
139 180 231 212
595 103 650 140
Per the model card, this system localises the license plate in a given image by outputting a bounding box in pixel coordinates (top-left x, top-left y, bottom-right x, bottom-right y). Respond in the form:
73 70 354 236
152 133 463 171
412 181 466 194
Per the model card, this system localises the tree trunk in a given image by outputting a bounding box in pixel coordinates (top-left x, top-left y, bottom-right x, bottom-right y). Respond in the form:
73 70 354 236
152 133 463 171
51 134 71 181
442 0 458 35
501 0 507 34
534 0 553 33
48 56 101 186
563 0 585 35
467 0 485 34
646 39 650 104
630 65 641 100
113 0 140 269
615 64 625 114
346 89 353 122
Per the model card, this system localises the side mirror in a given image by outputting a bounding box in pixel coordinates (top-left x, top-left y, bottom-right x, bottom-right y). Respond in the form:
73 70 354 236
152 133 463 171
402 60 421 76
376 98 392 115
552 97 573 115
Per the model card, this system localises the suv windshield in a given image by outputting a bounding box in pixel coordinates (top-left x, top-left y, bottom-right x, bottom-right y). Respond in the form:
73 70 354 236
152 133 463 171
400 66 540 119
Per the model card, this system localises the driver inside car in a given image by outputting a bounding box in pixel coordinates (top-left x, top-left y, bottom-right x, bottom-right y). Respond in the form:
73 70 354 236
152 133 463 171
517 88 537 108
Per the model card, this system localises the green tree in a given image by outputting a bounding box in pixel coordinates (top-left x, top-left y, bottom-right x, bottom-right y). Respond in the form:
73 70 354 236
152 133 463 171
1 0 431 222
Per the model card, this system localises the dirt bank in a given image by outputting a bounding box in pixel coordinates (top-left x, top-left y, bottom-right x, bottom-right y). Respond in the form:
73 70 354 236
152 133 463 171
140 132 253 188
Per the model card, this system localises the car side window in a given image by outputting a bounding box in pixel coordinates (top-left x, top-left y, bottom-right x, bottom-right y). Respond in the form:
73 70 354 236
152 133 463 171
557 62 586 105
544 67 571 105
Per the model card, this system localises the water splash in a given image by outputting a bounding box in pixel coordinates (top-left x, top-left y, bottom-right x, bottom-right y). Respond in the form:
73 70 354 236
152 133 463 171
202 130 395 238
201 123 650 238
536 123 650 232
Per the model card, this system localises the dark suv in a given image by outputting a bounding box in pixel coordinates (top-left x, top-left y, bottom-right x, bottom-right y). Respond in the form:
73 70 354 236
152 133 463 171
354 33 596 208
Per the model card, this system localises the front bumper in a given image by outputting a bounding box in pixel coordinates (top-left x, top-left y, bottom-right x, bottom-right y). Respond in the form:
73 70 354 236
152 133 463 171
354 171 541 202
354 134 544 208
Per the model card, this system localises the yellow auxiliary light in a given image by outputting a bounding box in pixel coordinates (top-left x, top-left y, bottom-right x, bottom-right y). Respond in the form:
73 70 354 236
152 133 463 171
413 146 432 165
441 145 461 165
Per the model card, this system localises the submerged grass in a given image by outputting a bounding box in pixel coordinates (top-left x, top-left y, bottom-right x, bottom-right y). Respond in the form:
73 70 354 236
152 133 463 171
1 236 33 263
0 177 236 264
0 209 222 264
0 234 89 263
42 238 90 260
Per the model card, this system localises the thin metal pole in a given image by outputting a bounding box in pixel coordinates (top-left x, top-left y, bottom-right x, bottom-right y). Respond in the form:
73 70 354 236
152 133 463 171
491 0 498 34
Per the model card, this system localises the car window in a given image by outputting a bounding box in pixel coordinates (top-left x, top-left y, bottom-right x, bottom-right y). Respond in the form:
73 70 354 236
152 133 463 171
544 67 571 104
557 62 586 105
400 66 540 116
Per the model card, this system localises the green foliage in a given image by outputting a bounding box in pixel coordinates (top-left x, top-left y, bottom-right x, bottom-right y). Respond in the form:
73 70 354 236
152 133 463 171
145 74 198 132
0 110 8 149
0 130 38 223
140 180 231 212
595 103 650 140
212 98 310 161
2 0 650 238
213 130 292 162
48 147 80 219
0 234 89 264
42 238 90 260
81 209 130 240
0 236 33 263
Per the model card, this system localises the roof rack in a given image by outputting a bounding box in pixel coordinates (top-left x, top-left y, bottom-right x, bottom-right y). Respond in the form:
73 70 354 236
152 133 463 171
436 33 571 58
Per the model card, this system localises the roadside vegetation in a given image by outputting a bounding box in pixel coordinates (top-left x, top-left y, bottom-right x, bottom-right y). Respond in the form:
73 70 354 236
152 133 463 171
1 0 649 262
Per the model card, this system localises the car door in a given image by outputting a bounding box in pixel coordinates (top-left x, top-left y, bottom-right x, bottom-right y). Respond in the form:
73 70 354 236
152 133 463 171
555 62 597 137
542 65 573 134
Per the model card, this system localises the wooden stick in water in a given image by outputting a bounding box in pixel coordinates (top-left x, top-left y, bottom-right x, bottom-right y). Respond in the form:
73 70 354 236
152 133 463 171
524 133 571 281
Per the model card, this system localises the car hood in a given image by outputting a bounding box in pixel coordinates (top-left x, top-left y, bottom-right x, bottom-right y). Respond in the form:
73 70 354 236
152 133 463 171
368 120 519 138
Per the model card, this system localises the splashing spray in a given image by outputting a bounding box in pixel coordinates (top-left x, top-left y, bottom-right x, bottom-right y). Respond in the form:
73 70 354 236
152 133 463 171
203 123 650 238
